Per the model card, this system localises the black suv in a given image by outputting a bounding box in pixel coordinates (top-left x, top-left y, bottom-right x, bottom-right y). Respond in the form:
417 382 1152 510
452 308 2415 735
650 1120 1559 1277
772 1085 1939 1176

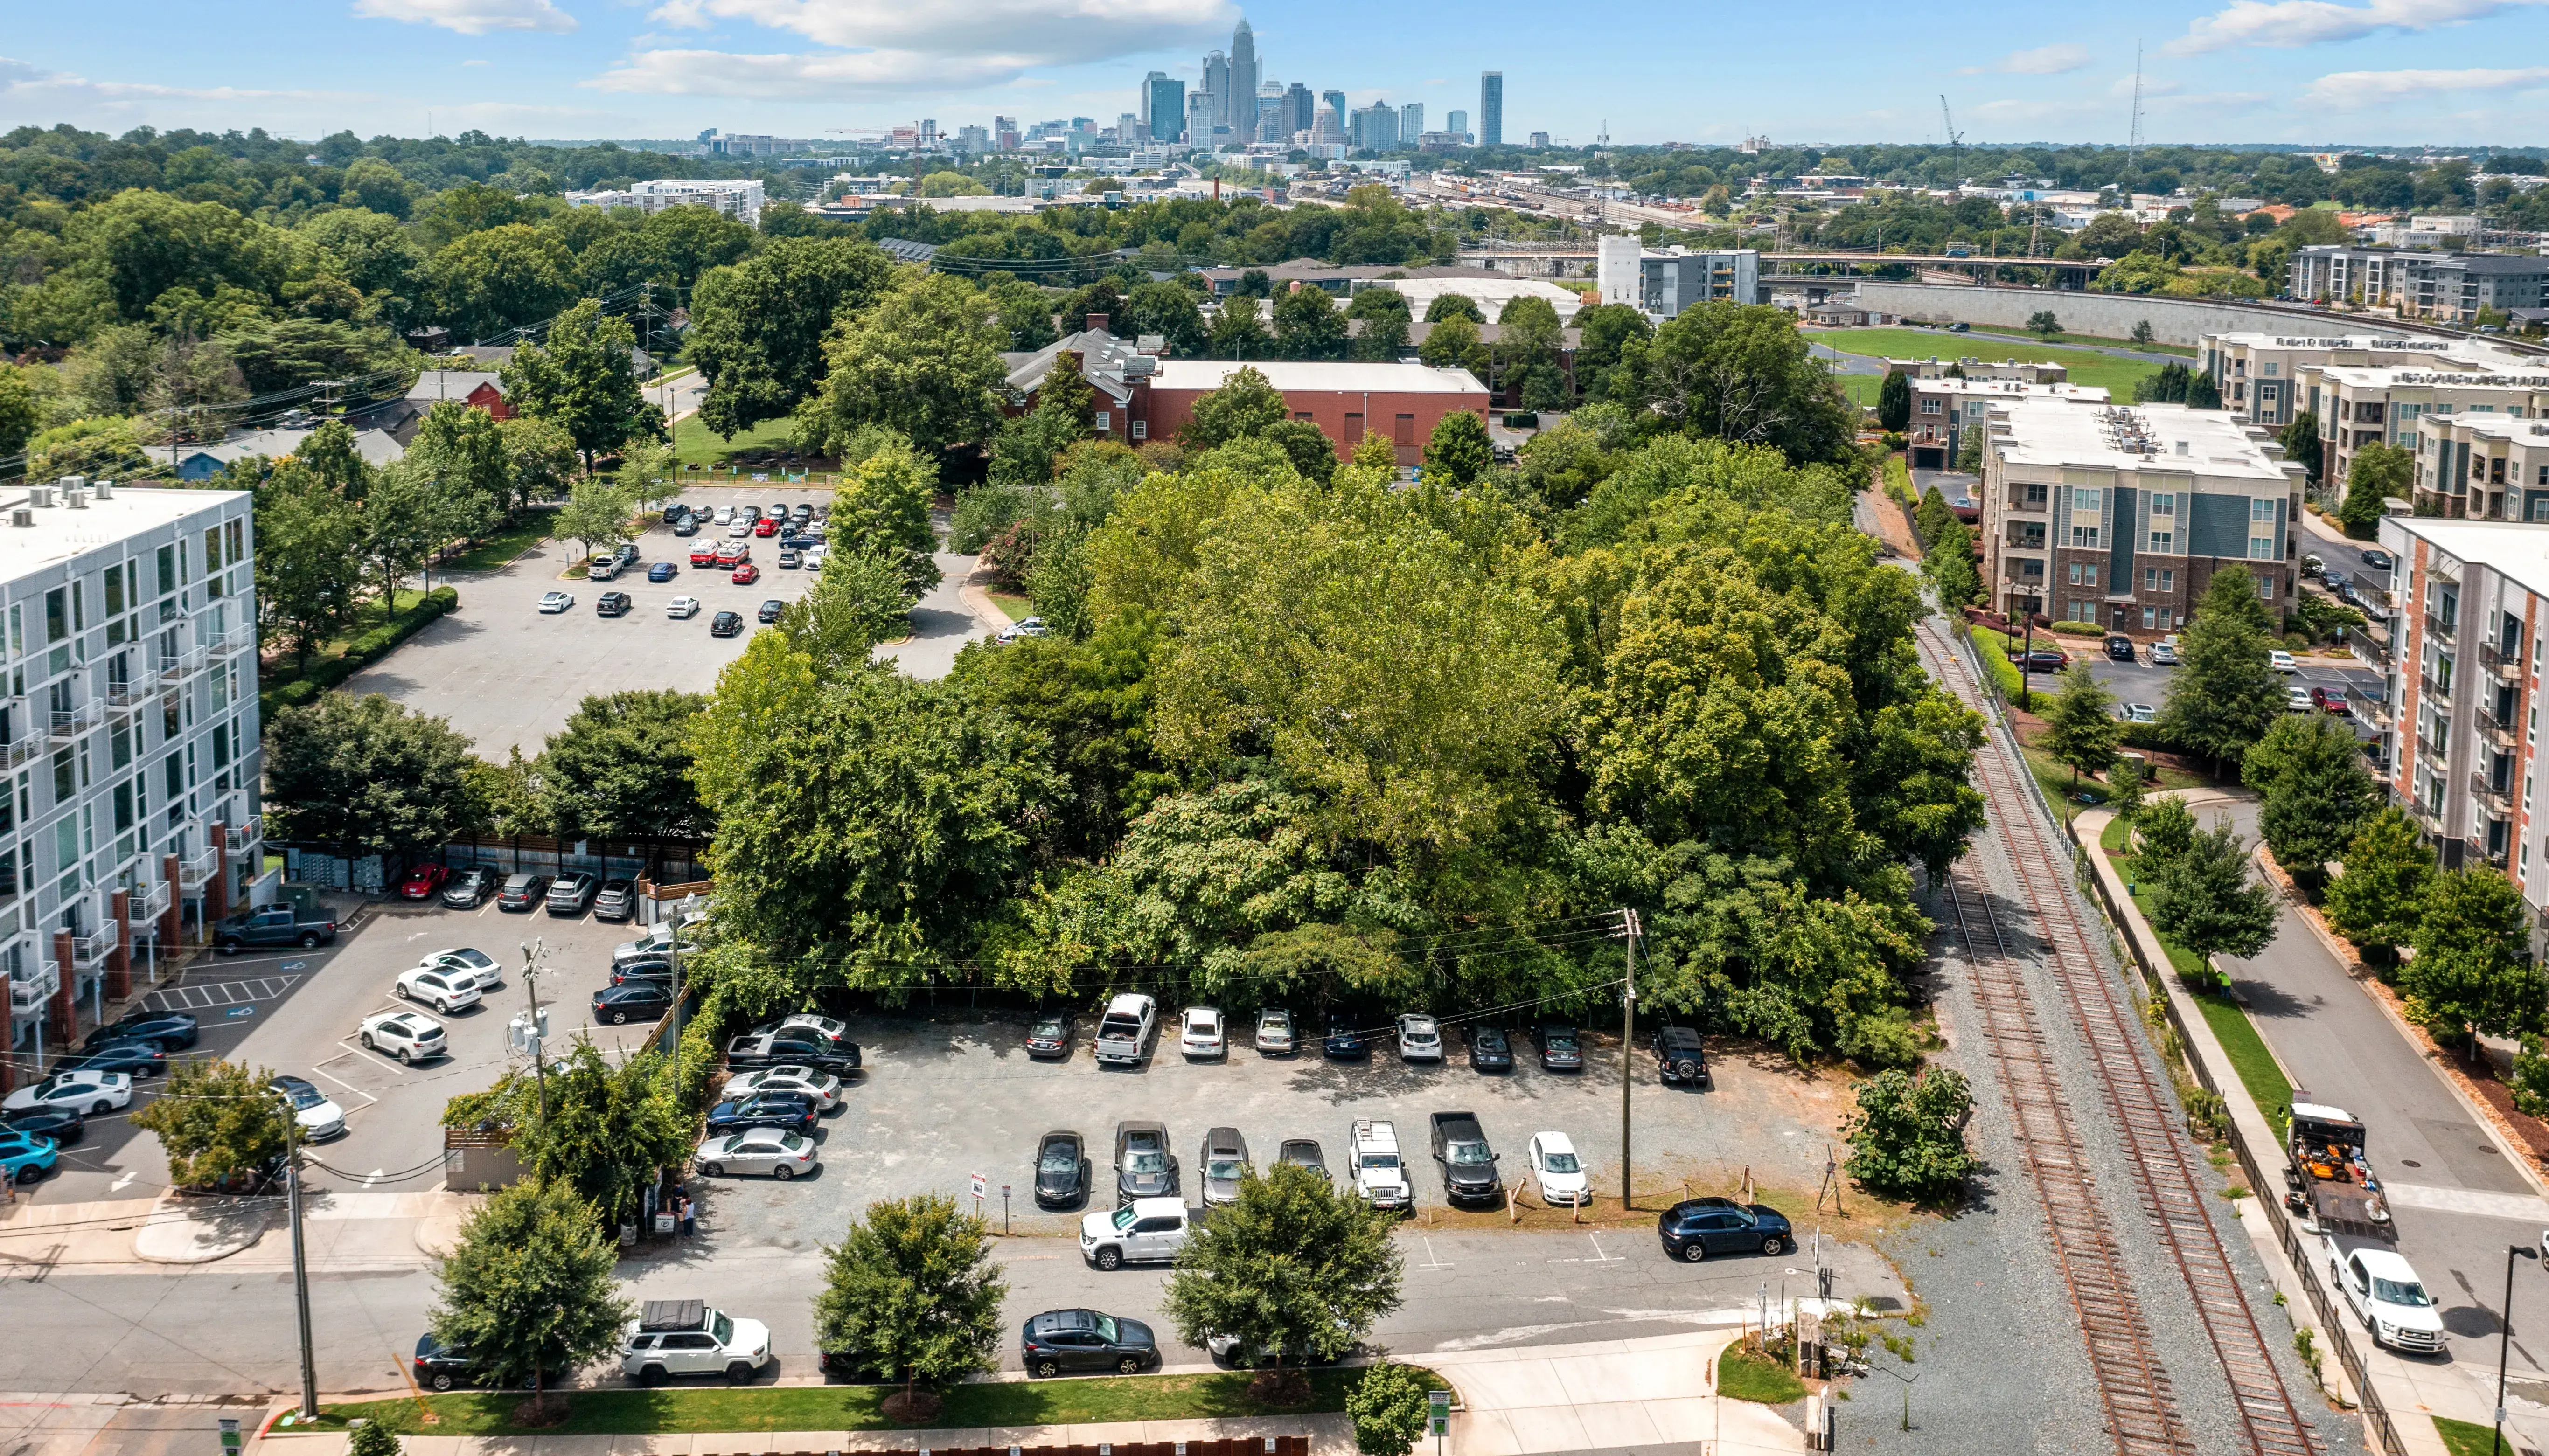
545 871 599 916
711 610 744 637
1652 1026 1710 1087
1429 1112 1503 1206
1021 1308 1159 1378
596 591 634 617
1657 1197 1792 1263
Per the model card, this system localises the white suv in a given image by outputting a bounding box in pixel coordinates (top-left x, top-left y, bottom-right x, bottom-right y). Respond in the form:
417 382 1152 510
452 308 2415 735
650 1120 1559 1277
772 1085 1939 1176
1080 1197 1190 1270
620 1301 773 1386
1180 1006 1225 1058
396 967 482 1013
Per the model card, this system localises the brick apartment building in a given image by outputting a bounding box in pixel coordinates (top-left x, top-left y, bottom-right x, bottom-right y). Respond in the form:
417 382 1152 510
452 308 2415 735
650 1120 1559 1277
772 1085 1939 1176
1903 378 2108 471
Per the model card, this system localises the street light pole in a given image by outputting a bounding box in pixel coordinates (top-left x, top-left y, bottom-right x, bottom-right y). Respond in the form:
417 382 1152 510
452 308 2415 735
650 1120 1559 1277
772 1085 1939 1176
2496 1242 2540 1456
1617 907 1640 1211
286 1112 317 1419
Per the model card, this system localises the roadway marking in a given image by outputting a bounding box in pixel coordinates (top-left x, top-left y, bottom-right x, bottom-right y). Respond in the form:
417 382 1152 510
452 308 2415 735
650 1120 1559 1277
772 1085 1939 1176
1419 1237 1454 1269
144 975 301 1012
1548 1233 1626 1264
2383 1182 2549 1222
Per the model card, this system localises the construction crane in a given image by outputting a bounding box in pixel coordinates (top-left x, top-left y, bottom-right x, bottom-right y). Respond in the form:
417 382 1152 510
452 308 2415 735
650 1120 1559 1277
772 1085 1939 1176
1938 96 1965 187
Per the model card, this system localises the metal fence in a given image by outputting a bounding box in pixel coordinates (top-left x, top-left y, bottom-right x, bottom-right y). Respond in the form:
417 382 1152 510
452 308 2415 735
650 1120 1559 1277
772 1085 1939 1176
434 835 706 887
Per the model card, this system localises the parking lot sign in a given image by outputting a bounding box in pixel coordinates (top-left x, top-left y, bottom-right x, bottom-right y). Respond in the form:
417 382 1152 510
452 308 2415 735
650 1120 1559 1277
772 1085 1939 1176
218 1419 240 1456
969 1171 987 1203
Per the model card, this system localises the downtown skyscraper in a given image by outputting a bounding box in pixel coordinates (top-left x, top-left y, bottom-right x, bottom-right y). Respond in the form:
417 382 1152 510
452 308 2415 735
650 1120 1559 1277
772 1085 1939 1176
1227 19 1260 138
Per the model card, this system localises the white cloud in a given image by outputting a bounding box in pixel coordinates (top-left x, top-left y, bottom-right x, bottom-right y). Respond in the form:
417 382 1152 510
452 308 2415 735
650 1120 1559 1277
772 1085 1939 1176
646 0 1227 66
352 0 578 35
1959 43 2092 75
2164 0 2545 55
0 55 362 109
590 47 1024 95
2305 63 2549 104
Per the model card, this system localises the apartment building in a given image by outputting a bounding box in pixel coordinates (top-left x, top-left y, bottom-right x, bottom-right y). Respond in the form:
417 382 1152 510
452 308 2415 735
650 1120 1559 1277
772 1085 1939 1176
2300 364 2549 503
2201 331 2491 430
0 480 260 1086
1595 236 1761 319
2412 412 2549 520
1978 399 2307 631
2288 246 2549 323
1884 357 2070 385
1904 378 2108 471
564 178 766 226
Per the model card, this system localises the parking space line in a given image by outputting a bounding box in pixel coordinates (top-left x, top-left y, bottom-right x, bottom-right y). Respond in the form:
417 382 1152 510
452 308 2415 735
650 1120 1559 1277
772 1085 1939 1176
143 974 302 1012
1420 1237 1453 1269
305 1062 381 1108
337 1038 411 1073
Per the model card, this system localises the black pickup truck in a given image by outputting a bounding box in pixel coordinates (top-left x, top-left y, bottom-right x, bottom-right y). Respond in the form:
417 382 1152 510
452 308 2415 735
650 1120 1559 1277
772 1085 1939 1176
1429 1111 1504 1206
213 905 338 953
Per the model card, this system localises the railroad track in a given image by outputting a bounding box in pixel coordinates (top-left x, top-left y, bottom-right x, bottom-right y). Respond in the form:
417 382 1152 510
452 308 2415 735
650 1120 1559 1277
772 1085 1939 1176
1918 620 2320 1456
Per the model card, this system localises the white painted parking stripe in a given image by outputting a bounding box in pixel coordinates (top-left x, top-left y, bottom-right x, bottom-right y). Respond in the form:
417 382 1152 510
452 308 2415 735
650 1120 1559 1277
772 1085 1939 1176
144 975 301 1012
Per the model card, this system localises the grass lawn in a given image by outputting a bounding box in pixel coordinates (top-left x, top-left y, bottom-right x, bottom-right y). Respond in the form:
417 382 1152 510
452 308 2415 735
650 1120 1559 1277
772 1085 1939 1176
2112 846 2296 1137
442 515 550 573
989 591 1034 622
1957 326 2198 359
315 1366 1437 1437
1881 453 1913 504
1814 327 2166 399
1839 374 1885 407
675 414 799 471
2434 1415 2508 1456
1716 1347 1806 1405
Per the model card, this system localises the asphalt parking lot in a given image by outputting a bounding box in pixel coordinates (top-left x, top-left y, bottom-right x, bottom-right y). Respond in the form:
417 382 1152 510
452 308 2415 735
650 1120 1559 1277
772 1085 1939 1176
342 488 999 756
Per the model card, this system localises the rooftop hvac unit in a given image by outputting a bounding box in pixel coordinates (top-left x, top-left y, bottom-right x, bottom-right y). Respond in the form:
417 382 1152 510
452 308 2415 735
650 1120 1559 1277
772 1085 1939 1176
26 486 51 508
63 487 85 509
92 480 112 499
8 510 32 529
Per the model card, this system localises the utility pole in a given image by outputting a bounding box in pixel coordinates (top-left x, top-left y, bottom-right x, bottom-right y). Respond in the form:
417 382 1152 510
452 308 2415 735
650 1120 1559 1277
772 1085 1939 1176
286 1113 318 1419
521 939 551 1118
2494 1242 2540 1455
1618 907 1640 1210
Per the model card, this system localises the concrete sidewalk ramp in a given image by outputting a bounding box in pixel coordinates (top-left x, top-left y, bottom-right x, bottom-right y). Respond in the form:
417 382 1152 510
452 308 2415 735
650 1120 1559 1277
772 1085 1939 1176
1415 1328 1805 1455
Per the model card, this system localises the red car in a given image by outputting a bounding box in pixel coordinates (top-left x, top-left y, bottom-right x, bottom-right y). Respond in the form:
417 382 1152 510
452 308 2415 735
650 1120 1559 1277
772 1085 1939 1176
2311 685 2353 717
397 863 450 900
731 562 760 585
753 517 780 537
689 543 718 567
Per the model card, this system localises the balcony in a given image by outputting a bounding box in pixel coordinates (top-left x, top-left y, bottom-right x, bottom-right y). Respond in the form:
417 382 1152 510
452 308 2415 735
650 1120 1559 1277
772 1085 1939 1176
206 625 252 659
131 879 170 925
105 679 152 717
2421 673 2455 707
2353 628 2393 670
11 959 57 1018
2426 612 2458 645
68 926 114 970
2469 833 2512 870
2349 684 2392 729
226 823 258 858
178 847 219 889
160 646 208 683
2480 640 2526 681
47 699 102 740
2479 703 2521 749
2471 771 2514 811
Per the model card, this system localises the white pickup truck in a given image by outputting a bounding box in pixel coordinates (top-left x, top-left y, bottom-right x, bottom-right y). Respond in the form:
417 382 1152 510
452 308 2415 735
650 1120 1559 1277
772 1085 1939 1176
1350 1118 1412 1213
1093 992 1157 1066
2326 1236 2444 1354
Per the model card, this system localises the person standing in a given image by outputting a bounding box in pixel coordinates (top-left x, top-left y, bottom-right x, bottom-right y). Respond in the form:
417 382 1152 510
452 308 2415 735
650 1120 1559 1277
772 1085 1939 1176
678 1192 696 1237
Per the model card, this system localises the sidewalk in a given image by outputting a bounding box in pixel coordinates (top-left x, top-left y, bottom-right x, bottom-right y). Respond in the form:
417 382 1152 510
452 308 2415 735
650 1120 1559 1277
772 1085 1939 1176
1420 1329 1804 1456
262 1415 1357 1456
0 1189 466 1273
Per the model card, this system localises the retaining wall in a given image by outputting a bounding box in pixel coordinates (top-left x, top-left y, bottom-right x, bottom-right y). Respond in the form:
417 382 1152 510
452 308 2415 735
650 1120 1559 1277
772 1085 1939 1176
1850 282 2454 349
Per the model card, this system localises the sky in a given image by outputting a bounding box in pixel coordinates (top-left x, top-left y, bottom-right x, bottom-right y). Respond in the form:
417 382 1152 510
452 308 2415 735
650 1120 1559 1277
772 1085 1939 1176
6 0 2549 150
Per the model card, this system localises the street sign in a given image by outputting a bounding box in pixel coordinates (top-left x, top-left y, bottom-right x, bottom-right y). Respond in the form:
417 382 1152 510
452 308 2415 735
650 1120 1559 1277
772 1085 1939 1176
969 1171 988 1201
1428 1389 1450 1436
219 1419 240 1456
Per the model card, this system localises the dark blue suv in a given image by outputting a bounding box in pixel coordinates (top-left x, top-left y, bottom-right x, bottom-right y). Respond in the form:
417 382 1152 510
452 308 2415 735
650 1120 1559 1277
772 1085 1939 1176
1657 1197 1792 1263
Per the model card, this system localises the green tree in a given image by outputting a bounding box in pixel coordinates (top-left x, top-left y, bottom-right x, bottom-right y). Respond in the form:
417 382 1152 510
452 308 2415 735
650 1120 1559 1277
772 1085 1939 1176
1344 287 1412 361
1876 370 1911 432
537 690 710 842
405 402 512 522
814 1195 1007 1408
1912 485 1953 545
2277 410 2322 488
1272 284 1349 361
983 277 1059 353
1182 365 1289 447
500 415 580 512
428 1180 629 1403
1162 1162 1403 1377
2186 371 2222 409
2405 868 2547 1054
2243 712 2377 893
1121 278 1208 356
1922 515 1981 607
2323 807 2436 961
360 460 477 607
1571 303 1652 399
832 434 940 561
500 298 662 471
2131 319 2156 345
253 463 366 666
1496 296 1565 402
426 224 576 340
2340 442 2411 539
296 419 373 499
1208 297 1270 359
1261 418 1339 485
2107 755 2146 819
1347 1364 1435 1456
780 540 920 674
1417 311 1485 375
2132 795 2198 869
1421 410 1492 486
2146 818 2279 975
128 1059 290 1190
1609 301 1858 465
2027 309 2061 337
264 693 485 860
1423 293 1485 324
689 238 895 437
1842 1067 1977 1205
796 270 1005 457
2040 664 2121 786
2159 569 2282 770
554 475 635 566
0 363 50 458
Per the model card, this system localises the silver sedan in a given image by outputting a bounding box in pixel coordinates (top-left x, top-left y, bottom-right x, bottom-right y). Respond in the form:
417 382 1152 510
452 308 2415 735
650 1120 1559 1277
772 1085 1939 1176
695 1126 817 1180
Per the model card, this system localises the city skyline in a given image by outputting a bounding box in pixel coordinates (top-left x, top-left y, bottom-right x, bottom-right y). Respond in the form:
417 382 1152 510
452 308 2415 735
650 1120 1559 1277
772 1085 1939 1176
7 0 2549 145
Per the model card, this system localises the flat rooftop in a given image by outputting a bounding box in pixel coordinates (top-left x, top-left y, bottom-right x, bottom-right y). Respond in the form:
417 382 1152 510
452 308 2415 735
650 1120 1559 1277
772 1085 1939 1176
1994 400 2291 482
1915 379 2110 403
2424 414 2549 442
1152 361 1490 395
2390 518 2549 603
0 485 245 581
2316 363 2549 388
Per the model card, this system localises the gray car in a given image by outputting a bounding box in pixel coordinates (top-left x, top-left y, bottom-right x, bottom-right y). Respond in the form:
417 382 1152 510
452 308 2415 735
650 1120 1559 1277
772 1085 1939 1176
1276 1138 1329 1189
1114 1119 1178 1206
1200 1127 1250 1207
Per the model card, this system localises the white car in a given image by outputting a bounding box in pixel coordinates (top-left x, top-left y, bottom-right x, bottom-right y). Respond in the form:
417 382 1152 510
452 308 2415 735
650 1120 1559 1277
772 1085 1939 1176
803 545 829 568
726 521 752 539
667 596 701 619
2332 1244 2445 1353
1396 1014 1443 1061
270 1075 346 1140
718 1066 843 1110
2149 641 2180 666
1080 1197 1191 1269
713 505 736 525
359 1010 447 1063
620 1303 772 1387
416 947 502 989
997 616 1052 645
2270 649 2299 673
2117 702 2157 724
695 1126 817 1180
1180 1006 1225 1058
2287 687 2315 713
539 591 574 613
396 967 482 1013
1526 1131 1590 1206
1255 1007 1295 1054
3 1069 132 1116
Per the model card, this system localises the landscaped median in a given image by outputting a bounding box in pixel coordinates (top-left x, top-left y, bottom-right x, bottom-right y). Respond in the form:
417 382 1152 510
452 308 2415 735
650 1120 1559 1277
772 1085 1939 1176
303 1366 1447 1439
258 586 459 717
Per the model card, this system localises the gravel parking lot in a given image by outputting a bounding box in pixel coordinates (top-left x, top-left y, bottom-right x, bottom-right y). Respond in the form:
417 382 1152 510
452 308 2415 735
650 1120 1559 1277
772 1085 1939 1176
343 487 999 756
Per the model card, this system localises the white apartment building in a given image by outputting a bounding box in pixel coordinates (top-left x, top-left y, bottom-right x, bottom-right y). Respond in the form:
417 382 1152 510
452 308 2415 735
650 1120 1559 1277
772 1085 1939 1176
2301 364 2549 508
1596 236 1761 319
2200 330 2541 486
1905 378 2108 472
1978 399 2307 632
564 178 766 226
0 481 260 1084
2413 412 2549 521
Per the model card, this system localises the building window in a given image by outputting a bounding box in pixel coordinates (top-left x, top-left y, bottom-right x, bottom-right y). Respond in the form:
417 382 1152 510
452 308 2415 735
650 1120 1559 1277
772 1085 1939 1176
2073 488 2103 513
2249 536 2277 559
2072 526 2101 548
1344 413 1364 439
2149 493 2175 518
1130 419 1146 440
2256 575 2277 600
1919 399 1942 415
2250 498 2277 522
2025 483 2048 506
2143 607 2158 629
1092 411 1110 433
2149 530 2174 552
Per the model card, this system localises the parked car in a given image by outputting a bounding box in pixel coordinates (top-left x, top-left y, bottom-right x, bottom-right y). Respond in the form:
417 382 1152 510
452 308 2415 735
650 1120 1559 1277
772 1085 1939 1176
1526 1131 1589 1206
538 591 574 614
270 1075 347 1140
1532 1023 1583 1071
1467 1025 1514 1072
2118 702 2157 724
2149 640 2180 666
1254 1007 1295 1054
358 1010 446 1063
1021 1308 1158 1377
397 863 450 900
695 1126 817 1180
704 1090 820 1137
671 514 698 538
1114 1119 1178 1205
2103 634 2135 663
65 1041 167 1078
2331 1243 2445 1353
615 915 706 964
710 610 744 637
691 543 720 567
1657 1196 1793 1262
494 873 551 912
2287 686 2315 712
83 1010 197 1052
592 879 639 922
777 549 801 570
648 562 679 583
731 563 760 585
1080 1197 1189 1269
610 953 674 987
546 871 600 916
1323 1012 1370 1060
2312 685 2353 717
417 946 502 989
2 1070 130 1116
1348 1118 1412 1213
2010 649 2069 673
757 598 785 624
753 517 780 538
214 905 337 952
997 617 1052 645
0 1130 57 1184
594 591 632 617
2361 549 2394 570
1396 1013 1443 1062
1277 1138 1330 1188
1180 1006 1226 1058
669 596 702 619
1430 1112 1503 1206
724 1027 859 1071
1035 1129 1091 1207
1093 992 1157 1065
1199 1126 1250 1207
1653 1026 1711 1086
718 1067 843 1109
395 966 481 1014
1 1106 83 1145
411 1334 481 1392
620 1301 773 1386
2270 650 2299 673
592 982 674 1025
1025 1012 1073 1059
440 865 501 908
714 543 747 568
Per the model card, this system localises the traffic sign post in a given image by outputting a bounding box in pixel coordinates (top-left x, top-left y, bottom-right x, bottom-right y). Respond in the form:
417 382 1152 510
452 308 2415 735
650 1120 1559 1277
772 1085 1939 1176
969 1171 987 1220
1429 1388 1450 1455
218 1419 240 1456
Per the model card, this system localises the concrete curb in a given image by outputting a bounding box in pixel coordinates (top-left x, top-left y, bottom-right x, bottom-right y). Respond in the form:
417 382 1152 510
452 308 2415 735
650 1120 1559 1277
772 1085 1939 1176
130 1193 273 1265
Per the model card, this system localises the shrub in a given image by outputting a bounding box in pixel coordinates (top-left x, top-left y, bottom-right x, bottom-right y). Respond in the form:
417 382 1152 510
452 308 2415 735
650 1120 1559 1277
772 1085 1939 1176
2046 620 2103 636
1842 1067 1976 1205
1881 430 1906 452
1347 1364 1435 1456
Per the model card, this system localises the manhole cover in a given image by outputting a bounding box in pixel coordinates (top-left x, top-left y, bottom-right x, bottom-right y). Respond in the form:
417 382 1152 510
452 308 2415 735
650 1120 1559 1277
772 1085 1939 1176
2400 1159 2422 1167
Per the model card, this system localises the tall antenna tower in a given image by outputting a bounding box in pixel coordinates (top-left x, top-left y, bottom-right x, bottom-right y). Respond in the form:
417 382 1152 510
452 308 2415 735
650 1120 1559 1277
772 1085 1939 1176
2126 42 2145 173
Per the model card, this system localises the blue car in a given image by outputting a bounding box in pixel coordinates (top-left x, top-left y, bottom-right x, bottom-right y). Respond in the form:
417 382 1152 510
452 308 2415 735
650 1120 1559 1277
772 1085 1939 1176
0 1129 57 1184
648 562 678 583
68 1040 167 1078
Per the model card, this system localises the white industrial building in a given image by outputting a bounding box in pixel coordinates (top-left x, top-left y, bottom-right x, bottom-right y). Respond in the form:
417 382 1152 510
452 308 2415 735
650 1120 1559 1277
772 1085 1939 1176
565 178 766 227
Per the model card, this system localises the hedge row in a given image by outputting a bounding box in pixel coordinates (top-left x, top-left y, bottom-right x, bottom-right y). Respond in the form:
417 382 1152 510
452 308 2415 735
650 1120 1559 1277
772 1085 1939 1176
260 587 460 716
